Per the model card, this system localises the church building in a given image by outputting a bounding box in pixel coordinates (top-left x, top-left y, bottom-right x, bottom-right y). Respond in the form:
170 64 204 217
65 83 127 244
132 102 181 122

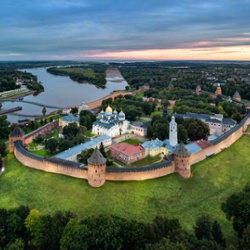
92 105 130 138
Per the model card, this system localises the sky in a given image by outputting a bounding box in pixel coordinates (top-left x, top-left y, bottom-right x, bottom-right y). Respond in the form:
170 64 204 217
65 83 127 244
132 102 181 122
1 0 250 61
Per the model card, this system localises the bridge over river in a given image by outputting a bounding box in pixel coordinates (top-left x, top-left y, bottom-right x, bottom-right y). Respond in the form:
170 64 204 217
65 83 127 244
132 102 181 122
0 99 64 109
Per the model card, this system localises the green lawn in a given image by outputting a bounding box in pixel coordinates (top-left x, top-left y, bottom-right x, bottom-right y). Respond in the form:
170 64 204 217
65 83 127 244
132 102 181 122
84 130 95 137
58 67 96 78
135 92 144 99
130 155 161 167
122 138 142 144
1 135 250 240
151 110 163 117
246 125 250 132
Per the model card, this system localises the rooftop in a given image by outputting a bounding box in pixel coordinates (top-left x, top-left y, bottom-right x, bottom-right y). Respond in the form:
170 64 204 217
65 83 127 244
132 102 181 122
55 135 111 160
111 142 145 156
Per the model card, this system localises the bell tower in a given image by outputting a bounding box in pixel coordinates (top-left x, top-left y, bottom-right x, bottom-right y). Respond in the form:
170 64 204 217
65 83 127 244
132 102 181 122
169 116 178 147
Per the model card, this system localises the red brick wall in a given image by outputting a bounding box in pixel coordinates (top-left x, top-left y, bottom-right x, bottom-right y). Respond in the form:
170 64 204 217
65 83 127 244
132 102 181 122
24 120 59 145
12 115 250 185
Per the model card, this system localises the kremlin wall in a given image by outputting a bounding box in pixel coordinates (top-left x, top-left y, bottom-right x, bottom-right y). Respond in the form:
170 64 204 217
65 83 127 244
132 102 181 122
9 113 250 187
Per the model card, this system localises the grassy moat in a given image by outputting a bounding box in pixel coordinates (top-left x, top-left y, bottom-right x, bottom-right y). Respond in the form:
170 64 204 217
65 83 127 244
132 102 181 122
1 135 250 239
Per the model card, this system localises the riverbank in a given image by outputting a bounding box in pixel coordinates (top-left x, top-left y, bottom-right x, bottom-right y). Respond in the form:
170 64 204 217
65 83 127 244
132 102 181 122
86 90 132 110
0 89 35 101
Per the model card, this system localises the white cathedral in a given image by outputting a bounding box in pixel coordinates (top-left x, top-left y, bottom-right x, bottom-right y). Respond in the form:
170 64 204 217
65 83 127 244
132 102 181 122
92 105 130 138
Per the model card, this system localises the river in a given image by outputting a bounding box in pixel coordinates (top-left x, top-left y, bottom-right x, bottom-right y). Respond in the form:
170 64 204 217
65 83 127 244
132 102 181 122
2 68 128 123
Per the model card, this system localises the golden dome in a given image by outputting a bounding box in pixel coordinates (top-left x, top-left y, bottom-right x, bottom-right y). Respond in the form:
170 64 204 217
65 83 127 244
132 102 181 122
105 105 112 113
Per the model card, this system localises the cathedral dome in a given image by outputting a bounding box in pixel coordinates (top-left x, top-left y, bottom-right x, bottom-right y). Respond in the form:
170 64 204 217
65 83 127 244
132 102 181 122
105 105 112 113
118 110 125 117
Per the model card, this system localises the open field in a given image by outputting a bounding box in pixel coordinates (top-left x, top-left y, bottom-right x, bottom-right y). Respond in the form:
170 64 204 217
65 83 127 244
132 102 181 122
1 135 250 239
57 67 96 78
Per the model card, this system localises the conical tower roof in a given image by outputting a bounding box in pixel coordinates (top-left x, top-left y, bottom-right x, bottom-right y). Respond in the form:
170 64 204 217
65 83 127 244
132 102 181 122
174 142 190 157
87 147 106 165
9 126 24 137
233 90 241 98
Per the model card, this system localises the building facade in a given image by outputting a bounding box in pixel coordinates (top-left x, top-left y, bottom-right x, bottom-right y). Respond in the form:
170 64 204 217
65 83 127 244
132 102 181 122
92 105 129 138
110 142 145 164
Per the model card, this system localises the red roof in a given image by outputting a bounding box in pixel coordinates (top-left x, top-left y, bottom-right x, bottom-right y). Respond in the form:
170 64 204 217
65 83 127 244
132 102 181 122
111 142 145 156
193 140 212 149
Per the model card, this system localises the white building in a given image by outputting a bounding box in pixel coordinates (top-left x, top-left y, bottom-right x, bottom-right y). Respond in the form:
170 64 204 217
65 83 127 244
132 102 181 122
169 116 178 146
92 105 130 138
78 100 89 115
55 135 112 162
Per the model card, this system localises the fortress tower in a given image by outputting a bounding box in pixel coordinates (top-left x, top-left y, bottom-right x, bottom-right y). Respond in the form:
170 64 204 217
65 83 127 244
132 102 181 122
169 116 178 147
232 90 241 102
174 142 191 178
215 83 222 97
9 126 25 153
87 147 107 187
195 85 201 95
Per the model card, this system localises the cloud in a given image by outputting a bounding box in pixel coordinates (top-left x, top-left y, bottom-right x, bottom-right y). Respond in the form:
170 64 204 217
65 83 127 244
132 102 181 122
0 0 250 60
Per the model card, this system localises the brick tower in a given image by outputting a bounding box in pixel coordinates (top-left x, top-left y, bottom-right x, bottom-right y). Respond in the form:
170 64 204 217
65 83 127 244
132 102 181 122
174 142 191 178
87 147 107 187
233 90 241 102
195 85 201 95
215 83 222 97
9 126 25 153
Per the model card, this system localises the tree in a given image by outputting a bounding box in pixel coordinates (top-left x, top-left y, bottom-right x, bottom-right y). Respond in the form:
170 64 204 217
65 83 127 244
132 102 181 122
83 215 123 250
125 107 138 121
99 142 106 158
153 216 181 241
70 106 78 114
33 134 43 144
142 102 152 116
45 139 58 153
153 123 168 141
177 124 188 143
63 123 79 138
60 219 89 250
0 115 10 140
5 238 25 250
77 148 94 165
186 118 209 141
211 220 226 247
42 107 46 116
231 111 241 123
194 215 212 240
241 224 250 249
221 184 250 237
0 141 7 158
58 139 71 151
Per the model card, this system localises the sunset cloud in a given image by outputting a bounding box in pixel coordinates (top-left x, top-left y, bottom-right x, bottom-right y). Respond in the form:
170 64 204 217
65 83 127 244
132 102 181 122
0 0 250 60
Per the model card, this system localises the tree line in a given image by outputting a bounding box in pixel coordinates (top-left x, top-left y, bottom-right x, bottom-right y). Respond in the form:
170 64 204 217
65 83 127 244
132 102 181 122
1 185 250 249
0 70 43 92
47 66 106 88
147 115 209 142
